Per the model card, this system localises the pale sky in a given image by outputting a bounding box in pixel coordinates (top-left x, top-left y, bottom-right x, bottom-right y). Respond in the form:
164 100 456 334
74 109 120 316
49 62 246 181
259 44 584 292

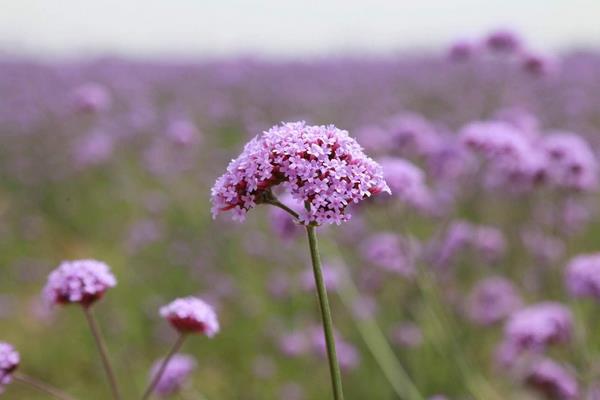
1 0 599 58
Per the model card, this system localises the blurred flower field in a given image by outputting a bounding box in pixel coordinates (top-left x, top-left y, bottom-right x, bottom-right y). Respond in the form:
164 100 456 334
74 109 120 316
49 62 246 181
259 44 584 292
3 32 600 399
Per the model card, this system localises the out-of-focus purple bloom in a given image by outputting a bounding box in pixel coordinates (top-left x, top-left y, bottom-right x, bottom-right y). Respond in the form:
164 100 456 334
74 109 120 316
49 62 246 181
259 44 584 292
310 327 360 371
149 353 197 397
498 302 572 365
210 121 390 225
466 277 522 326
448 40 476 62
429 220 473 270
73 131 114 167
525 358 578 400
0 342 19 394
542 132 598 191
521 230 565 265
460 121 531 162
471 226 506 263
43 259 117 307
379 158 432 212
565 253 600 301
278 331 310 357
386 113 440 157
360 232 415 277
521 52 558 77
166 118 200 146
159 297 219 337
351 296 377 320
485 29 522 54
391 322 423 348
72 82 111 113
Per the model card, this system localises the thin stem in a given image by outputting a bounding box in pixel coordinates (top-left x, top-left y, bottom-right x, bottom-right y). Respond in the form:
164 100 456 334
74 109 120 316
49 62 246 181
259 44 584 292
306 225 344 400
14 373 78 400
141 334 187 400
82 306 122 400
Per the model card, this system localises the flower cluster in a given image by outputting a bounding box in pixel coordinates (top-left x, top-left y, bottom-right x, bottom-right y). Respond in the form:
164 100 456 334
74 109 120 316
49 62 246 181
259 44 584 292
0 342 19 393
211 121 390 225
43 259 117 306
378 158 432 212
149 354 197 397
525 358 578 400
565 253 600 301
497 302 572 365
466 277 522 326
541 133 598 191
160 297 220 337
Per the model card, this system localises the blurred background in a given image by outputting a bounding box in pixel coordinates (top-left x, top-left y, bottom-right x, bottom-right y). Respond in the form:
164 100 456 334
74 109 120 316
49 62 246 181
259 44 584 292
2 1 600 399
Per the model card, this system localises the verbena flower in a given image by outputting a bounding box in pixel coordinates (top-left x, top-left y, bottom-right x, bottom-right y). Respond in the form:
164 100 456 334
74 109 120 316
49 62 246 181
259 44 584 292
43 259 117 307
0 342 19 394
541 132 598 191
466 277 522 326
160 297 219 337
525 358 578 400
149 354 197 397
484 29 522 54
210 121 390 225
565 253 600 301
497 302 572 365
379 158 432 211
72 82 111 113
360 232 415 277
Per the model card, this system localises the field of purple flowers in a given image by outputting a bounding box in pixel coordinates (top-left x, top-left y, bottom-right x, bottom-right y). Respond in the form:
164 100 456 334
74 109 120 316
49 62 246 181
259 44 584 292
2 32 600 399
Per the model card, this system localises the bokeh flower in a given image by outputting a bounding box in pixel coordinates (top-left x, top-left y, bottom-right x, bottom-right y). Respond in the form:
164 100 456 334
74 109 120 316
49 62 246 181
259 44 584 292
525 358 578 400
466 277 522 326
43 259 117 307
149 354 197 397
565 253 600 301
160 297 219 337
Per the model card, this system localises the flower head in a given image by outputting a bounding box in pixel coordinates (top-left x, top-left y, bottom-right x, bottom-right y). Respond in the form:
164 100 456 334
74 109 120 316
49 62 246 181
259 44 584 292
485 29 522 54
0 342 19 394
160 297 219 337
210 121 390 225
43 259 117 307
466 277 522 326
525 358 578 400
149 354 197 397
72 82 111 113
565 253 600 301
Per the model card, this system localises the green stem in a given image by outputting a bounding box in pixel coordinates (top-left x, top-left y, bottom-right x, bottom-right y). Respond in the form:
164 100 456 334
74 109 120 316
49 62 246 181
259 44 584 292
306 225 344 400
82 306 122 400
141 334 187 400
14 372 78 400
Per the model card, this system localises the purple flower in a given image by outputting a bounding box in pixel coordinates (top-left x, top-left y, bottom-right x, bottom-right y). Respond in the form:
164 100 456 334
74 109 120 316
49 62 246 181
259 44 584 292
525 358 578 400
165 118 200 146
43 259 117 307
460 121 531 162
72 82 111 113
448 40 476 62
160 297 219 337
73 131 114 167
565 253 600 301
360 232 415 277
485 29 522 54
210 121 390 225
386 113 440 157
498 302 572 365
521 52 558 77
466 277 522 326
542 132 598 191
391 322 423 348
471 226 506 264
379 158 432 211
149 354 197 397
0 342 19 394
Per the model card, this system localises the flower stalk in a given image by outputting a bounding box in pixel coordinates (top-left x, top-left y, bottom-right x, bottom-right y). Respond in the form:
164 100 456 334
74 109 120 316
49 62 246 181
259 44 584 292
141 334 187 400
82 306 121 400
14 372 78 400
306 225 345 400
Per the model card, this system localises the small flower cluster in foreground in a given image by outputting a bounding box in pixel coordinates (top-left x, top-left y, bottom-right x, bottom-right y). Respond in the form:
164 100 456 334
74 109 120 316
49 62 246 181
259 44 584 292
0 342 19 394
211 121 390 225
160 297 220 337
43 259 117 307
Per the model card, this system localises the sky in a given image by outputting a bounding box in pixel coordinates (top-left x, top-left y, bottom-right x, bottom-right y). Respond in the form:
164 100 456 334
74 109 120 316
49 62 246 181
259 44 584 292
1 0 599 58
